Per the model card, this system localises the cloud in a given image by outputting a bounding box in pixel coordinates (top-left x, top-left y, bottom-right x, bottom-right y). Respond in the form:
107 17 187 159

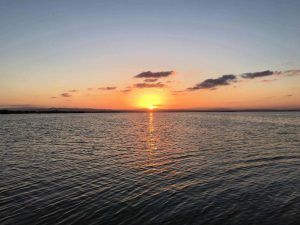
241 69 300 79
186 69 299 92
87 88 93 91
98 86 117 90
134 82 167 88
121 87 132 93
187 75 237 91
69 89 78 92
276 69 300 76
262 79 277 82
61 93 72 97
241 70 274 79
134 71 174 78
171 90 186 95
144 78 158 82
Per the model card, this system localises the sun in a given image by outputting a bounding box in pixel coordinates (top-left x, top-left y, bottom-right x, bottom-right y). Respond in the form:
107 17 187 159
148 105 155 110
136 93 163 110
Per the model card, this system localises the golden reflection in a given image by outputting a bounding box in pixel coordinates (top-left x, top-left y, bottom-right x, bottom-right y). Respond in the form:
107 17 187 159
147 112 157 151
127 112 180 184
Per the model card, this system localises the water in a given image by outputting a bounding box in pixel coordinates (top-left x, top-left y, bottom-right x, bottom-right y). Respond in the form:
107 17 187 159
0 112 300 225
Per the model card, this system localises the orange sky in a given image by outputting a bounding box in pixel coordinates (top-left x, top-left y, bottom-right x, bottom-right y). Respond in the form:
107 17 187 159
1 69 299 109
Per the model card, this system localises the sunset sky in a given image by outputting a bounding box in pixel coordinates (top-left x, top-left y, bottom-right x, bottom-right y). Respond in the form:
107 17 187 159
1 0 300 109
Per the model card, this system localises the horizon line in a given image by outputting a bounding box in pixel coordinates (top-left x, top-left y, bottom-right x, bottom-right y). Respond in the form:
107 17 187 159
1 107 300 114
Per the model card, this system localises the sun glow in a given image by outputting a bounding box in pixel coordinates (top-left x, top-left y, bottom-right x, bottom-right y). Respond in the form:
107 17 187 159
148 105 155 110
136 93 163 109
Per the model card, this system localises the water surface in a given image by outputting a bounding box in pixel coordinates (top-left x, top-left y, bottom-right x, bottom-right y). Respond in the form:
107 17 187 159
1 112 300 225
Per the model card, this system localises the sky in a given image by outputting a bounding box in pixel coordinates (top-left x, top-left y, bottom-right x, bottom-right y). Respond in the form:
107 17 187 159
1 0 300 109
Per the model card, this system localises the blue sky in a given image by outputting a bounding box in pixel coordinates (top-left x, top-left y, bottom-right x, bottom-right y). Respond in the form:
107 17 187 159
0 0 299 109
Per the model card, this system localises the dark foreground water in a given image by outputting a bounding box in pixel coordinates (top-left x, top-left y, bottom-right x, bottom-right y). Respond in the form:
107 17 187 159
0 112 300 225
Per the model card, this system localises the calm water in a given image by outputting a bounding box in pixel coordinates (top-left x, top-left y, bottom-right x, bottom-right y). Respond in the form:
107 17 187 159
1 112 300 225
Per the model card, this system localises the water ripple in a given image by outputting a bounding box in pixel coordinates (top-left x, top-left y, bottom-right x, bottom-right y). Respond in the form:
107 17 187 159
1 112 300 225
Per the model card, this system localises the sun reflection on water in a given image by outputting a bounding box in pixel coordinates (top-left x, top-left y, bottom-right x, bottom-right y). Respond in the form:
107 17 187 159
147 112 157 151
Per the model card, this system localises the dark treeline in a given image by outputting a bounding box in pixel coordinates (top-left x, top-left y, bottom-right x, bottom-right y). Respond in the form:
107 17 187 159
0 109 123 114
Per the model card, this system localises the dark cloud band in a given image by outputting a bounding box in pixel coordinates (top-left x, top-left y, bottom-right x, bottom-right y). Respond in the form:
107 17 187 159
187 75 236 91
241 70 274 79
134 71 174 78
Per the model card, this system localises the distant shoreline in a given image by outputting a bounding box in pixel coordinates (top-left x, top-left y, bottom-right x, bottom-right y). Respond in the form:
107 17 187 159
1 109 299 114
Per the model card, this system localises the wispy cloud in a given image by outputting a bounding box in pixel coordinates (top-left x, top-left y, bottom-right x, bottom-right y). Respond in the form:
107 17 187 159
187 75 237 91
134 82 167 89
61 93 72 97
275 69 300 76
68 89 78 92
262 79 277 82
98 86 117 90
171 90 186 95
134 71 174 78
120 87 132 93
144 78 158 82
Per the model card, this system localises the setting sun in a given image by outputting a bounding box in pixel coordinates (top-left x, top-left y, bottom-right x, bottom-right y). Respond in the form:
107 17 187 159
136 93 163 109
148 105 155 110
